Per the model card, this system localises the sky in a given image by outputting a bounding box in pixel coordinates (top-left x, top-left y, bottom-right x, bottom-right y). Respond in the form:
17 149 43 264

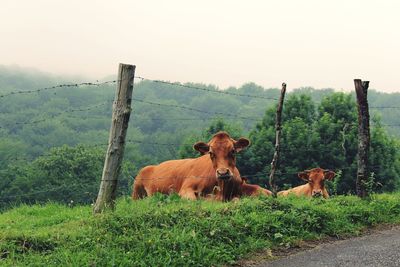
1 0 400 92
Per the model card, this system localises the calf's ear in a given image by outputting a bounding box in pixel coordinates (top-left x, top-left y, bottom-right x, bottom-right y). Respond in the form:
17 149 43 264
193 142 210 154
234 138 250 152
298 171 310 181
324 170 336 180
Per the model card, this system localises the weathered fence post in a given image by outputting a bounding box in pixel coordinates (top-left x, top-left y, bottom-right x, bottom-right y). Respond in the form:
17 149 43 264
269 83 287 196
93 63 135 213
354 79 370 198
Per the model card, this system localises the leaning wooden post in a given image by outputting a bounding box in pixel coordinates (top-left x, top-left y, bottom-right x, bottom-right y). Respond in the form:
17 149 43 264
269 83 286 197
93 63 135 213
354 79 370 198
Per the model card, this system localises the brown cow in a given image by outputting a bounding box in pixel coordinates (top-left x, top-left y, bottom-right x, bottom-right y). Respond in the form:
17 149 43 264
277 168 336 198
132 132 250 201
240 177 272 197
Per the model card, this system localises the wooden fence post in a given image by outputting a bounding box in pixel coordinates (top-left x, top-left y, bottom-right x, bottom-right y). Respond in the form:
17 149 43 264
269 83 287 196
354 79 370 198
93 63 135 213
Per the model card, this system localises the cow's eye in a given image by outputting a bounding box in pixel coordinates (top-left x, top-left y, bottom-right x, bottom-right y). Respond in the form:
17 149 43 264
209 151 215 158
230 150 236 157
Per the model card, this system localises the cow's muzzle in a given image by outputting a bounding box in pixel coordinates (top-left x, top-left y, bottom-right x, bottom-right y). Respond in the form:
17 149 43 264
216 169 232 181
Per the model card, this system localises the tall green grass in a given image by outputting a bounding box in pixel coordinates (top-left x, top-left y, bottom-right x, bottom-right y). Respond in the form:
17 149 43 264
1 193 400 266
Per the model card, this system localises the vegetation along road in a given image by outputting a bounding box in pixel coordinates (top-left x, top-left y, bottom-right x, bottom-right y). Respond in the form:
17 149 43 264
257 226 400 267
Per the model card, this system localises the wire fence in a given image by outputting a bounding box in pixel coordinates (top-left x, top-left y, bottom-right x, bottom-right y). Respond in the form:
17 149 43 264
0 182 97 201
1 164 375 202
0 100 113 129
2 93 400 129
0 80 118 99
136 76 280 100
1 163 386 204
1 75 399 204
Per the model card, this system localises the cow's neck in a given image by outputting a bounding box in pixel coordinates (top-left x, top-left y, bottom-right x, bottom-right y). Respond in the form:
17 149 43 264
217 177 240 201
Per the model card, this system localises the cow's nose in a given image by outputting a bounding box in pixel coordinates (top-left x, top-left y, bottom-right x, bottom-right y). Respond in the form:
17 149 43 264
217 168 229 175
216 169 231 180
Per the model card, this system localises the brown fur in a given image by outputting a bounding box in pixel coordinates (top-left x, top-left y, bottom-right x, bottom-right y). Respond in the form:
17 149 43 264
240 178 272 197
132 132 250 201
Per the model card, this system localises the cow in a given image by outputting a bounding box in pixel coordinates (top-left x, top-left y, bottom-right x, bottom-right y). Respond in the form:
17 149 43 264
240 177 273 197
132 131 250 201
277 168 336 198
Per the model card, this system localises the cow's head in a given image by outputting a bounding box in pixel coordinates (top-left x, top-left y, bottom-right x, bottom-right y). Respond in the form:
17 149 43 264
193 131 250 181
298 168 336 197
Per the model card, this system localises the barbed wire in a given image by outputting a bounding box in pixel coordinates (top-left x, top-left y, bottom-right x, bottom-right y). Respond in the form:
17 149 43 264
135 76 279 100
0 182 98 201
1 78 399 129
370 106 400 109
1 98 262 129
0 80 117 99
0 100 113 129
1 136 378 165
3 110 399 130
132 98 264 120
0 163 384 202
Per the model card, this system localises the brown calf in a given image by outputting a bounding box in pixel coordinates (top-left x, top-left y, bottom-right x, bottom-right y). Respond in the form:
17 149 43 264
240 177 272 197
277 168 336 198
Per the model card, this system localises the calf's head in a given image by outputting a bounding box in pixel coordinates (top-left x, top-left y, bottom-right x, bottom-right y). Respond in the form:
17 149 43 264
298 168 336 197
193 131 250 181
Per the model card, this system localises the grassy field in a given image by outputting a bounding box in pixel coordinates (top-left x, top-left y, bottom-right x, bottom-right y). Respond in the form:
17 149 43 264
1 193 400 266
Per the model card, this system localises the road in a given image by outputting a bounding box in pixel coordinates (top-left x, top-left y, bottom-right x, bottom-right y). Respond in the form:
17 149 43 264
255 226 400 267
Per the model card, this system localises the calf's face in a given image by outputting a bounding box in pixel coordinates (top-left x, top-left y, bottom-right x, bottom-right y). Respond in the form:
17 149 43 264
298 168 336 197
193 132 250 181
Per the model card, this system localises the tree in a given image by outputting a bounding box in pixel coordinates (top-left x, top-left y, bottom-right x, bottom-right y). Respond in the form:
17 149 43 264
240 94 317 187
369 117 400 192
0 145 104 208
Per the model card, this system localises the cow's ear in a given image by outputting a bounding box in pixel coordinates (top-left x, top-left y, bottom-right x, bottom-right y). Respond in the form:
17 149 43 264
298 171 310 181
193 142 210 154
234 138 250 152
324 170 336 180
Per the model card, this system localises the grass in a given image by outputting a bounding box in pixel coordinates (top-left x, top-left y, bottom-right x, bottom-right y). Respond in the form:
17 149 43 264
1 193 400 266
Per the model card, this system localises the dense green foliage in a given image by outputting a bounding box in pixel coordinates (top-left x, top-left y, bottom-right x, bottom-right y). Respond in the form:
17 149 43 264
240 93 400 194
1 194 400 266
0 66 400 208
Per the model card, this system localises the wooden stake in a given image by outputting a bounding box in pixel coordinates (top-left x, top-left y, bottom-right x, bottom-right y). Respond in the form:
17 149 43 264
269 83 286 196
93 63 135 213
354 79 370 198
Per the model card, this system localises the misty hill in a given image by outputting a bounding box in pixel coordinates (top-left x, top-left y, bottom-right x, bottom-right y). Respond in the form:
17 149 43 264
1 66 399 161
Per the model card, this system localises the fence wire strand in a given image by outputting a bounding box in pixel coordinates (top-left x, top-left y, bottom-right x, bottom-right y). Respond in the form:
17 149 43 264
136 76 279 100
0 80 118 99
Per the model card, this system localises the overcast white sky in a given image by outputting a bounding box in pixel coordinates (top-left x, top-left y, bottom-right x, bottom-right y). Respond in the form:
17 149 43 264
1 0 399 91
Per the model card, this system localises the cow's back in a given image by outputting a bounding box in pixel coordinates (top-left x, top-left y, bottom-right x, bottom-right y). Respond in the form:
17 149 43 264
277 184 311 197
132 155 217 198
241 183 272 197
